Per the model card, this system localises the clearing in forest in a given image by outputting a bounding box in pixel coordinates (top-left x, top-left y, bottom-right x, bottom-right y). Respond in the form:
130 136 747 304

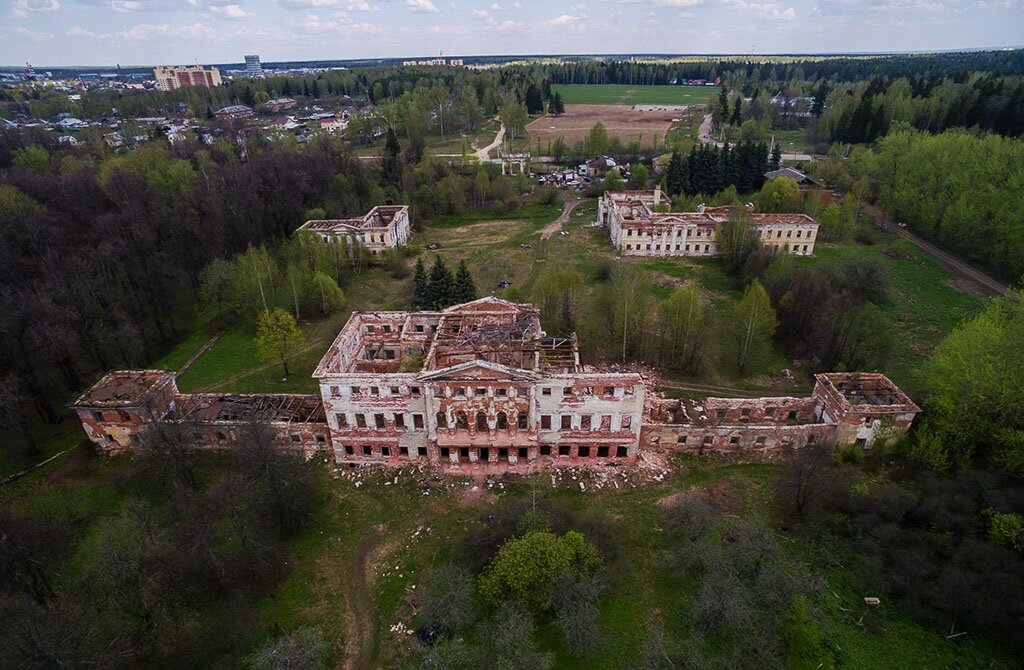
551 84 716 106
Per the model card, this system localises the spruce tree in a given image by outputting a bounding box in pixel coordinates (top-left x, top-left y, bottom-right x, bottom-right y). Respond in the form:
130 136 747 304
771 142 782 170
452 260 477 305
553 92 565 115
412 258 429 309
428 256 453 309
666 152 683 196
382 127 402 184
525 84 544 115
730 96 742 126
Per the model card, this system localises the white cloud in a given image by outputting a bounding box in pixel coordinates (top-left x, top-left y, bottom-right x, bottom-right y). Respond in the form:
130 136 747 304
116 22 218 40
209 3 247 18
542 13 576 25
471 8 488 17
290 11 383 34
404 0 439 12
66 24 100 36
12 25 54 40
276 0 341 9
344 0 378 9
12 0 60 17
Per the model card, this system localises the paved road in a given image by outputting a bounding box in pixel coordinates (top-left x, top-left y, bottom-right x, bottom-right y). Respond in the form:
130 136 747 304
877 216 1008 297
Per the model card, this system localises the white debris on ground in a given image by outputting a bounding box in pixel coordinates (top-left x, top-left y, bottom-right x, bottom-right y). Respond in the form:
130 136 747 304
330 450 674 495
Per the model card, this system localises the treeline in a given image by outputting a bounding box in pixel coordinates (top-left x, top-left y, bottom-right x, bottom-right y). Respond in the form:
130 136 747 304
664 141 772 197
412 256 477 310
0 422 324 668
818 74 1024 143
515 50 1024 88
0 137 346 435
854 127 1024 282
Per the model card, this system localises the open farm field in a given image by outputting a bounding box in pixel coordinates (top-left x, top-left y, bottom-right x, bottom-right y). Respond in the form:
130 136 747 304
527 104 681 148
551 84 716 106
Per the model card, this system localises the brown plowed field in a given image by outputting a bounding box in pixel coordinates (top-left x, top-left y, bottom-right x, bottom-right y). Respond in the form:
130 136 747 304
526 104 681 147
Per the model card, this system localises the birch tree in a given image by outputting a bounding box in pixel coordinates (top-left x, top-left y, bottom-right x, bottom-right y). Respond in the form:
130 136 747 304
732 280 777 374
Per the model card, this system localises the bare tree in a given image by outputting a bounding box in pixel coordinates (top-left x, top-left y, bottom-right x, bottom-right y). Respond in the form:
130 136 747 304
776 444 842 518
135 420 201 491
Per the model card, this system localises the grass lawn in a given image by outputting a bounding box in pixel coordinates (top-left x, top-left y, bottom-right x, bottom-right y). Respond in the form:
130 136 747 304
800 230 986 395
552 84 716 106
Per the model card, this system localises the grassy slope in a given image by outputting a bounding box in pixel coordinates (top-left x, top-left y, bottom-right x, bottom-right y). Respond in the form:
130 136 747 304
802 230 984 395
552 84 716 106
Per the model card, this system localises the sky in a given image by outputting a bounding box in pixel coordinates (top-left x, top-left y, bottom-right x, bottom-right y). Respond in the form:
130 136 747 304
3 0 1023 67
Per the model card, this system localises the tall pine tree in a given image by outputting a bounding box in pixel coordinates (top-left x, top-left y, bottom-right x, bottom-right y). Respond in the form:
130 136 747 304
427 256 453 309
452 260 478 305
412 258 429 309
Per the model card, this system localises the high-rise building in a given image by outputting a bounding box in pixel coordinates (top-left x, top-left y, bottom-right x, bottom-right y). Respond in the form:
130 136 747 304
153 65 222 91
244 54 263 78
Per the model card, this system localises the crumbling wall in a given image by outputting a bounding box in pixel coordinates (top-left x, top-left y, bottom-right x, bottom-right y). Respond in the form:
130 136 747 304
641 422 836 455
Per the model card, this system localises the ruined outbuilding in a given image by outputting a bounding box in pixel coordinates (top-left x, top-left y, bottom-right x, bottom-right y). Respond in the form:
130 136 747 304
600 188 818 257
73 299 919 471
298 205 411 253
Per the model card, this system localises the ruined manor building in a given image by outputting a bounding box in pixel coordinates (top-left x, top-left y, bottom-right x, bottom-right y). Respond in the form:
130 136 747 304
297 205 411 254
600 188 818 257
72 298 919 469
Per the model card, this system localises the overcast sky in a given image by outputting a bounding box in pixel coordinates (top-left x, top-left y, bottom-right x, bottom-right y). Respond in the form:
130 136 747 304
4 0 1023 67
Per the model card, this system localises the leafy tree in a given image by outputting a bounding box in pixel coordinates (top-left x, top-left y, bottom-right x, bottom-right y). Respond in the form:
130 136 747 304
922 291 1024 472
732 280 777 374
11 146 50 171
255 307 305 377
716 209 761 276
629 163 649 189
756 176 801 213
659 285 708 374
603 169 625 192
452 260 477 306
583 122 610 156
412 258 429 309
479 530 602 612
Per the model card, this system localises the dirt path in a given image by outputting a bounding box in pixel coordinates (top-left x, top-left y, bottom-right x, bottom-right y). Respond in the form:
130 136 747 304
338 540 381 670
539 197 585 240
698 112 713 142
475 121 505 161
874 211 1008 297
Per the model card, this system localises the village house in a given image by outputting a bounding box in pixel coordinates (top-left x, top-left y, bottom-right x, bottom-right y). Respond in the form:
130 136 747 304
600 188 819 257
298 205 411 253
72 298 919 472
214 105 255 121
